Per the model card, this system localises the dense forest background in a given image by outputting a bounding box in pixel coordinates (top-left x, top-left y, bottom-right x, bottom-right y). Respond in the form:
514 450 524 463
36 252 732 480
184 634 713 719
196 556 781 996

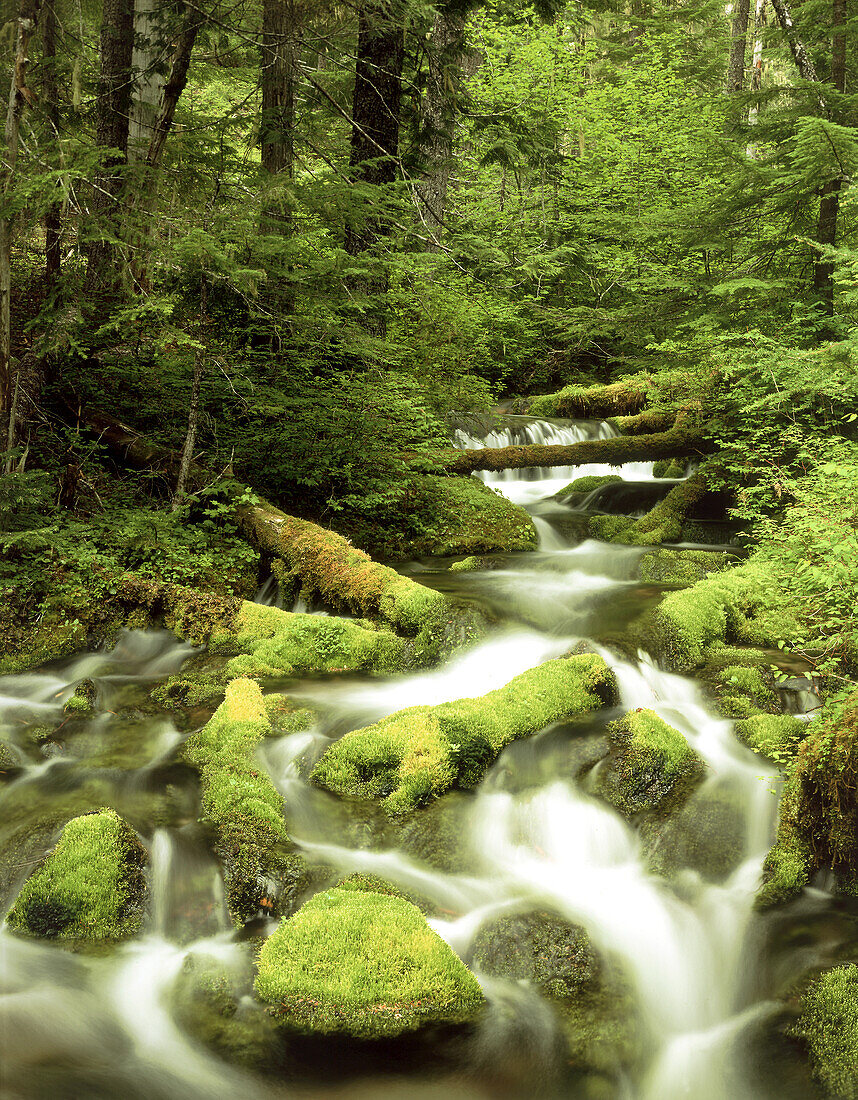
2 0 858 657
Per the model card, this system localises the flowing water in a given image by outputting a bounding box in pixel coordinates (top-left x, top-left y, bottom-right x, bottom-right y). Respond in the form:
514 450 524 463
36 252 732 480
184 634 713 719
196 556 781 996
0 416 836 1099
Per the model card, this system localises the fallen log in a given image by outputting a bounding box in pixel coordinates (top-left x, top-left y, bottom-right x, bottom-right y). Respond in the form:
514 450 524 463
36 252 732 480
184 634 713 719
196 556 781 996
438 421 710 476
512 379 651 418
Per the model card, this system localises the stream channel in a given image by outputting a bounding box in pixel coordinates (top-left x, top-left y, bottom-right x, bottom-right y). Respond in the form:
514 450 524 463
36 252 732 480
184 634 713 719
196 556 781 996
0 415 847 1100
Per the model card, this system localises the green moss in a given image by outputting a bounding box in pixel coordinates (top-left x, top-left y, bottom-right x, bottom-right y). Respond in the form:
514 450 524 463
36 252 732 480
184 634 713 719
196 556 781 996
555 474 623 503
736 715 805 768
182 678 293 922
793 965 858 1099
652 458 686 478
638 549 729 585
595 708 705 817
63 679 98 718
756 774 812 909
0 618 88 675
528 379 650 419
449 555 485 573
590 475 708 547
312 654 615 814
643 783 747 880
6 809 147 943
263 693 317 736
0 739 19 771
254 887 484 1037
335 872 411 900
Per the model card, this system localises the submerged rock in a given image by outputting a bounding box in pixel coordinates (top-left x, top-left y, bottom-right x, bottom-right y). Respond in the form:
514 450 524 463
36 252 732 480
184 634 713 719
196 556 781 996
255 887 484 1038
793 964 858 1099
311 654 616 814
6 809 147 943
62 679 98 718
594 708 705 818
643 782 748 880
638 548 729 586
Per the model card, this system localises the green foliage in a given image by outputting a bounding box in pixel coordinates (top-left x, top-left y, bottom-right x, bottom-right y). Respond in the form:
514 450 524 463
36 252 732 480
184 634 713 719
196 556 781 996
254 887 484 1037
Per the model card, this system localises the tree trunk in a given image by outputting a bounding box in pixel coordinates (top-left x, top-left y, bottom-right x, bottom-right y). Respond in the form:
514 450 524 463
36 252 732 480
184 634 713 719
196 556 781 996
812 0 847 315
344 0 405 336
42 0 62 284
1 0 42 447
261 0 296 234
769 0 820 83
84 0 135 304
172 349 205 511
415 5 467 249
129 0 165 162
726 0 751 92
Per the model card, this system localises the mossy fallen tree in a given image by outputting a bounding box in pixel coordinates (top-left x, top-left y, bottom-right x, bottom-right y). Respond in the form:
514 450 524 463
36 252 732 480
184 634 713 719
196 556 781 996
312 653 616 814
6 809 147 943
439 419 708 476
255 886 484 1038
589 474 709 546
517 379 652 419
182 677 307 923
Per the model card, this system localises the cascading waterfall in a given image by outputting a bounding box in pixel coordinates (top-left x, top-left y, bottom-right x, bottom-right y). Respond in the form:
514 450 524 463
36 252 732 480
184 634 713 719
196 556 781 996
0 418 823 1099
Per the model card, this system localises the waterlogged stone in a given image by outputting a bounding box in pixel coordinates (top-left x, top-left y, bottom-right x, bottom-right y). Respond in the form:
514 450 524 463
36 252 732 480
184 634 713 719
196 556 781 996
255 887 484 1038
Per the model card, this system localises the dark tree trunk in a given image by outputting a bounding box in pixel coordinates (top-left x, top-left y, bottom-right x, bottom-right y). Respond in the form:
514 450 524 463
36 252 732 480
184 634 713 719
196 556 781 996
415 5 467 249
42 0 62 284
344 0 404 336
84 0 134 304
726 0 751 92
261 0 296 233
813 0 847 315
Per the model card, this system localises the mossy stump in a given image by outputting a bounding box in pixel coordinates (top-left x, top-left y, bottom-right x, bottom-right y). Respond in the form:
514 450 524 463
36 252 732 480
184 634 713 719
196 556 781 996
255 887 484 1038
6 809 147 943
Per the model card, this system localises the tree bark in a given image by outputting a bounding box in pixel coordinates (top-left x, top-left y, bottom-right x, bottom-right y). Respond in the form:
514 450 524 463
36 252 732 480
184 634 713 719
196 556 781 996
261 0 296 234
1 0 43 447
415 5 467 249
84 0 135 304
42 0 62 284
129 0 165 162
812 0 847 315
726 0 751 93
172 349 205 511
769 0 820 83
344 0 405 336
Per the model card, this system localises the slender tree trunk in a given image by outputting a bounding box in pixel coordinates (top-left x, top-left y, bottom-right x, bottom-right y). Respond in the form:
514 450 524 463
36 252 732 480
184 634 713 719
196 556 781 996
415 5 466 249
1 0 42 448
84 0 135 304
769 0 820 82
42 0 62 285
173 349 205 510
813 0 847 314
129 0 166 163
261 0 296 233
726 0 751 92
345 0 405 336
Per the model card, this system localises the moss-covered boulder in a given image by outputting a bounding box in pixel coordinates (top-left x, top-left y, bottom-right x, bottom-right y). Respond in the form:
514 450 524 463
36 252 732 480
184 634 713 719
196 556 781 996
594 709 705 818
312 654 616 814
735 714 806 768
638 548 729 586
589 475 707 547
62 679 98 718
527 379 650 419
449 555 487 573
793 964 858 1099
555 474 622 504
255 887 484 1038
182 678 306 923
0 739 19 773
643 783 747 880
6 809 147 943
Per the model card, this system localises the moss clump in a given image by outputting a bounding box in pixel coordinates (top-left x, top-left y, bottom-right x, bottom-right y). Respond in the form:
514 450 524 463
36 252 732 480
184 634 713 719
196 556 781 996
255 887 484 1038
638 549 728 585
63 679 98 718
636 560 801 673
449 555 485 573
528 379 650 419
210 602 407 682
756 772 812 909
263 693 317 736
312 654 615 814
555 474 623 503
0 740 19 772
595 708 705 817
335 872 411 900
590 475 708 547
0 618 88 675
735 714 805 767
793 965 858 1099
652 458 686 478
6 809 147 942
182 678 295 923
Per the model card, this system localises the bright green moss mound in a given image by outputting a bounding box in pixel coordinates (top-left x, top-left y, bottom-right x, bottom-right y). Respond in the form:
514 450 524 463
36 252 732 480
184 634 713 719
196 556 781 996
527 379 649 419
6 809 147 942
312 654 615 814
595 708 705 817
182 678 290 921
255 887 484 1037
210 602 406 681
735 714 805 767
638 548 728 585
555 474 622 502
590 475 707 547
794 965 858 1099
637 560 801 673
449 555 485 573
756 773 812 909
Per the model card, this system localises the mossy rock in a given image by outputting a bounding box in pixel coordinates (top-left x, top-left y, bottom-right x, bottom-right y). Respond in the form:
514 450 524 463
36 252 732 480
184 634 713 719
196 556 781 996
0 739 20 773
555 474 622 504
643 782 748 880
6 809 147 943
652 458 686 478
793 964 858 1099
181 678 304 923
449 555 487 573
0 618 88 675
255 887 484 1038
756 774 812 910
638 549 729 586
735 714 805 768
312 654 616 815
263 693 317 737
589 475 707 547
62 679 98 718
594 708 705 818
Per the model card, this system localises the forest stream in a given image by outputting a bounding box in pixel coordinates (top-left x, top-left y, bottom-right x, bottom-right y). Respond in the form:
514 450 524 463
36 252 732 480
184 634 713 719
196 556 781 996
0 416 837 1100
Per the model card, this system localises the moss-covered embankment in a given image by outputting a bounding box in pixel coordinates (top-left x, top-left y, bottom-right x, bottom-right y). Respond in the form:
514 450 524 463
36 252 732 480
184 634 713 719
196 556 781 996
313 654 617 814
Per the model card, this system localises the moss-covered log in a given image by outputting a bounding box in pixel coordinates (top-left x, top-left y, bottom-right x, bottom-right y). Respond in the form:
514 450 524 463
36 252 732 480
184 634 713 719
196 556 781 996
313 653 616 814
517 379 651 419
589 474 709 546
440 421 708 476
609 409 677 435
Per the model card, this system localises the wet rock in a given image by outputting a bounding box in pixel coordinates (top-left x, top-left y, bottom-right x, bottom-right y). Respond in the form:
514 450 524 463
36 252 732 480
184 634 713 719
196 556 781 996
638 548 729 586
0 739 20 774
594 708 705 818
6 809 148 943
793 964 858 1099
643 782 748 881
62 679 98 718
255 887 484 1038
